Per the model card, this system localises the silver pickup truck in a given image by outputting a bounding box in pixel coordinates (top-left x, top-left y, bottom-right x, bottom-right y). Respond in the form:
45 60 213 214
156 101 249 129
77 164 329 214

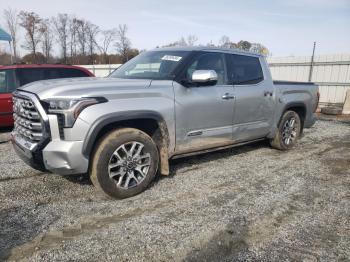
11 47 319 199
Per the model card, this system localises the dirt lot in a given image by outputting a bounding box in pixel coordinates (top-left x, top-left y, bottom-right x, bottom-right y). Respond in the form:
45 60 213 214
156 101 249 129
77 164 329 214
0 120 349 261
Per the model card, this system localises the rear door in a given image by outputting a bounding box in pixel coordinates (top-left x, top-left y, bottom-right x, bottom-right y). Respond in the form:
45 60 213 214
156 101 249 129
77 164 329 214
0 69 17 126
225 54 275 142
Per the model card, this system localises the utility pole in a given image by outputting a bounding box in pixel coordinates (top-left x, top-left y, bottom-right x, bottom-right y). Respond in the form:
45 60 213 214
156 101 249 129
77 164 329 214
308 42 316 82
9 41 13 64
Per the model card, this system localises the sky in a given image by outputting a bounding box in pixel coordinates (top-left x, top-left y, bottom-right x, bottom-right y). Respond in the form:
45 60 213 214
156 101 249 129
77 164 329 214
1 0 350 57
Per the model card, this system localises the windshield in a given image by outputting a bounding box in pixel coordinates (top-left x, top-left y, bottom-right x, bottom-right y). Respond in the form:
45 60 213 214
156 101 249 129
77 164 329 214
110 51 190 80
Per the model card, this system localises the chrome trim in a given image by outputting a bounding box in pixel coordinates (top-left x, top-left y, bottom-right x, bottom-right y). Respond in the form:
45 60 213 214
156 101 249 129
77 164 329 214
48 114 61 141
14 91 49 123
191 70 218 82
12 91 51 152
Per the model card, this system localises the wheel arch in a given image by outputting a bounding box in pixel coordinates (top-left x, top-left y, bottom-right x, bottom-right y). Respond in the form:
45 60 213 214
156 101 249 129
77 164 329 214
82 110 170 175
281 102 307 131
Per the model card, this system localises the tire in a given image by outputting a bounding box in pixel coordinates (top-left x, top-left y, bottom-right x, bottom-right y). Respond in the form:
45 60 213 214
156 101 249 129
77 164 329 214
270 110 302 150
90 128 159 199
320 106 342 115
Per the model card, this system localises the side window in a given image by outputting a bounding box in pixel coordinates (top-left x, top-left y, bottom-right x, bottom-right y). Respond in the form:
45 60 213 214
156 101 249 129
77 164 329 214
186 53 226 85
226 54 264 85
0 71 6 93
16 68 45 86
57 68 90 78
0 70 18 93
44 69 61 80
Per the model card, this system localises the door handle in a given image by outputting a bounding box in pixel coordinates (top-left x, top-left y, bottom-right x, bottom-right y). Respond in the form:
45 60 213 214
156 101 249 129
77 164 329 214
222 93 235 100
264 91 273 97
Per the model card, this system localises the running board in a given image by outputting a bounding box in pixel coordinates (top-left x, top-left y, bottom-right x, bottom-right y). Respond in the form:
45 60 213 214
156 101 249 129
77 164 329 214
171 138 266 159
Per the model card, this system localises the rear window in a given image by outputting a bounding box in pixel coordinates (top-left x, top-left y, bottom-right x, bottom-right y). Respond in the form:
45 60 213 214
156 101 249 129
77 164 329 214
54 68 90 78
15 68 90 86
226 54 264 85
0 69 17 93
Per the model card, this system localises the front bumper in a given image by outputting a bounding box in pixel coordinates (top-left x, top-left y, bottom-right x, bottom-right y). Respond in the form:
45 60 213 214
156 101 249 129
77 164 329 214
12 130 89 175
42 140 88 175
11 91 89 175
11 133 47 172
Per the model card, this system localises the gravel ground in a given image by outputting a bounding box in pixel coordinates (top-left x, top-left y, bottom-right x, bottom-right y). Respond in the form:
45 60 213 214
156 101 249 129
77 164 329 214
0 120 349 261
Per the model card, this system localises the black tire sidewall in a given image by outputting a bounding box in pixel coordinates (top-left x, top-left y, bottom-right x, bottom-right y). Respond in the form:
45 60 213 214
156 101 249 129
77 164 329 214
93 129 159 199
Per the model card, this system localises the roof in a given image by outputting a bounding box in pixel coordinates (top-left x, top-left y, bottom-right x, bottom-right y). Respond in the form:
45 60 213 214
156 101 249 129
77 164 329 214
0 27 11 42
152 46 263 57
0 64 94 76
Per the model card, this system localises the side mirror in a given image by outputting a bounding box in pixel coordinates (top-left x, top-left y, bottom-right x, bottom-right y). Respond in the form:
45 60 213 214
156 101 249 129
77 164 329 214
191 70 218 85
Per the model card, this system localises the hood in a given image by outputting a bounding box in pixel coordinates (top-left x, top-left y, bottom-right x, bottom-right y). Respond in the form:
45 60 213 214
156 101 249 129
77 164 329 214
19 77 152 100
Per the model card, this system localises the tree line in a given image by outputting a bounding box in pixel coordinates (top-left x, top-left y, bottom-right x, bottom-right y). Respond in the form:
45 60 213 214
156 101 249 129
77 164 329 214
1 8 138 65
161 35 269 55
1 8 269 65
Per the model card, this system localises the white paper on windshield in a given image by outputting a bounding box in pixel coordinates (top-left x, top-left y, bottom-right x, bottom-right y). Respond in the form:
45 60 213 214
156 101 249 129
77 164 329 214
161 55 182 62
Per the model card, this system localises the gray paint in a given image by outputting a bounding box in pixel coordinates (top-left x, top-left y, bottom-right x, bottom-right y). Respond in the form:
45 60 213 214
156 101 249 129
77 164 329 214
12 48 319 175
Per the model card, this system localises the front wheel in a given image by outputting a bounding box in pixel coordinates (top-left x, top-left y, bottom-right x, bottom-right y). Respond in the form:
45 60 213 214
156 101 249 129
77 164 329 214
270 110 301 150
90 128 159 199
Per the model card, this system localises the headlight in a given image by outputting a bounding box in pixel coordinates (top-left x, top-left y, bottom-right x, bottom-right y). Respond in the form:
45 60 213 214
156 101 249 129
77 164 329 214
43 97 107 127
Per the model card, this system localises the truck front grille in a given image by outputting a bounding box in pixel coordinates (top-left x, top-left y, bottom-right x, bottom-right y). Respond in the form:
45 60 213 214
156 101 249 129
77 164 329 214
13 95 44 143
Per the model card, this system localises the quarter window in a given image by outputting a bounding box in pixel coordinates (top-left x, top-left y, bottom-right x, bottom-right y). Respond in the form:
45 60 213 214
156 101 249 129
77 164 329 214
226 54 264 85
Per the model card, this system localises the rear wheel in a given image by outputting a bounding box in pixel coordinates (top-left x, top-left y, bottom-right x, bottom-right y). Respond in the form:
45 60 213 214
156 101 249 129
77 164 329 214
270 110 301 150
90 128 159 199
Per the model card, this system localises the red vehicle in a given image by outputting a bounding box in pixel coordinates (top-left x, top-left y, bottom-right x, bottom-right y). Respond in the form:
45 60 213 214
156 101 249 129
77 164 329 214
0 64 94 127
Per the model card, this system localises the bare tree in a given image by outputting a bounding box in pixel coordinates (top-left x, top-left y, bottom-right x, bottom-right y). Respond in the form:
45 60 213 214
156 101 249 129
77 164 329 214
98 29 117 64
206 40 215 47
219 35 231 48
186 35 198 46
68 17 79 63
86 22 99 64
40 19 53 63
19 11 42 63
250 43 270 55
115 24 131 63
52 13 69 64
3 8 20 62
76 19 88 56
163 34 197 47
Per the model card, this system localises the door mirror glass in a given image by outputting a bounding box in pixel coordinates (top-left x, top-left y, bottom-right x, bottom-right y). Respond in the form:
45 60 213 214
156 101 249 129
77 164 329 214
191 70 218 85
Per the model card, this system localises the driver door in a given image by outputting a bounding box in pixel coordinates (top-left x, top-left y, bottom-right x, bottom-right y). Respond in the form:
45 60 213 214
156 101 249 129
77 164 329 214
173 52 235 153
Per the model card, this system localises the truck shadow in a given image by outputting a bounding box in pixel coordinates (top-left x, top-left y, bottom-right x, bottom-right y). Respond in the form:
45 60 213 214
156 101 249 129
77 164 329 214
0 127 12 144
60 140 270 186
157 140 270 182
62 173 92 185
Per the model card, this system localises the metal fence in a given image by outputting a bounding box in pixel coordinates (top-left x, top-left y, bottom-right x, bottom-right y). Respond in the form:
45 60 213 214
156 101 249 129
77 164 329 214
267 54 350 107
79 54 350 107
